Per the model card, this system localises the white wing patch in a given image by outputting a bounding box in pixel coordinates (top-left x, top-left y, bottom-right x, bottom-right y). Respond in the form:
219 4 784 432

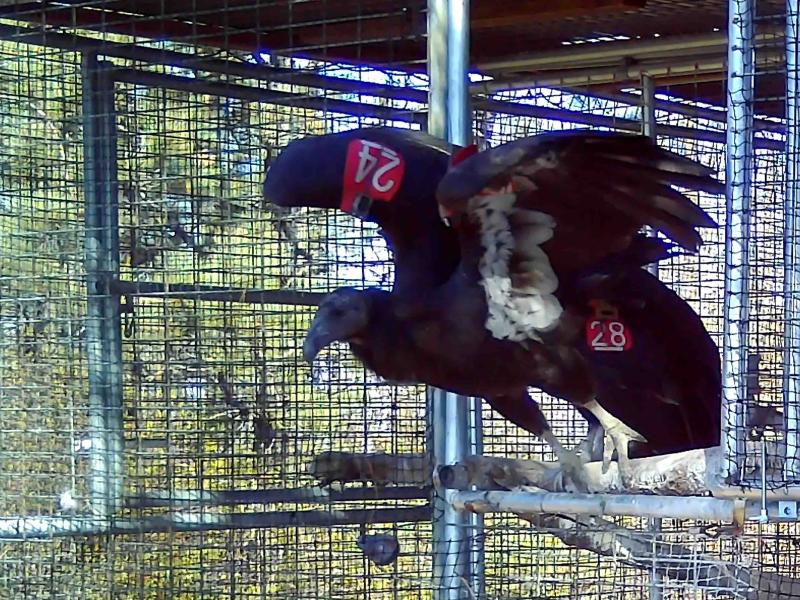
469 192 563 342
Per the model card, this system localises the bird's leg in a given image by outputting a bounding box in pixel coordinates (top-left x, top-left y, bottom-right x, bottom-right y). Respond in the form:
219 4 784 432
574 424 605 463
540 428 590 493
582 399 647 484
488 392 589 492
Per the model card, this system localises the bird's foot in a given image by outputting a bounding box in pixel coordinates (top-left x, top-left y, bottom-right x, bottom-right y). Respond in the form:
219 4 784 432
574 426 605 463
601 420 646 486
542 430 590 493
582 399 647 487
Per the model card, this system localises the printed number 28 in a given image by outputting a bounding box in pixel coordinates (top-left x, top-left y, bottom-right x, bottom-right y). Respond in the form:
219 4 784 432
589 320 628 351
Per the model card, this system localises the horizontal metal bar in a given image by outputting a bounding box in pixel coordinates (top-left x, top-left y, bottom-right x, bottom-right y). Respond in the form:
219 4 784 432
476 96 784 151
112 68 420 123
561 86 784 134
1 23 780 150
476 46 785 97
475 28 782 73
111 279 326 306
710 485 800 500
0 506 432 539
0 23 429 105
126 486 431 508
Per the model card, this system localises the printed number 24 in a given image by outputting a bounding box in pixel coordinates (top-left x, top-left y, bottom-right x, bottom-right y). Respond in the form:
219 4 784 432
355 141 401 194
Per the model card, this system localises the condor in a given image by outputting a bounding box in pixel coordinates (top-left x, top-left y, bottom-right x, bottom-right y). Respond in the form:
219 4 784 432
264 127 722 488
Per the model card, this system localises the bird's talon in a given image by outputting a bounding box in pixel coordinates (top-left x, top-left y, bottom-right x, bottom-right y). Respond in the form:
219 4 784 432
602 432 614 473
603 424 646 488
554 447 590 493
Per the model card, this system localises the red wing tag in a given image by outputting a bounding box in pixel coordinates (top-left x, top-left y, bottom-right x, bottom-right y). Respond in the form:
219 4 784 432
451 143 478 166
340 139 405 213
585 299 633 352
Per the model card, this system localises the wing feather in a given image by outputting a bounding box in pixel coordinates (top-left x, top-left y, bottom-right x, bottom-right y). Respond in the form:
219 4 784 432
437 130 722 343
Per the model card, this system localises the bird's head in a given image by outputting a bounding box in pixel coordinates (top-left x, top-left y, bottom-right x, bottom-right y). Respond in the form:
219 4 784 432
263 127 452 222
303 287 372 364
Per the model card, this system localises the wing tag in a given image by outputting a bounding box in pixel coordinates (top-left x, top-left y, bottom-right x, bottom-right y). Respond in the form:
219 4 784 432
585 299 633 352
340 139 405 214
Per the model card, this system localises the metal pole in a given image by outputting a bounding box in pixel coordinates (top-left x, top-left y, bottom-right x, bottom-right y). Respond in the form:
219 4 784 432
0 506 432 540
126 486 431 508
110 279 326 306
82 54 125 518
784 0 800 483
450 491 753 523
641 73 660 280
639 72 663 599
427 1 484 597
722 0 756 485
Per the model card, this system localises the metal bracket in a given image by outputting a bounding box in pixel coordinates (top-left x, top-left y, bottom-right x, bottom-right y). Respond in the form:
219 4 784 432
778 501 798 519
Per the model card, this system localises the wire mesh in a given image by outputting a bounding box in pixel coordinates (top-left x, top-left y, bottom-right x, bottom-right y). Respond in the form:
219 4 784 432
0 3 434 598
714 0 800 493
1 1 800 599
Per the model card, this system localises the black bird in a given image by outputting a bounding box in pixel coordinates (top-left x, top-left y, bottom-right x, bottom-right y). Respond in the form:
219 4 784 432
264 127 722 485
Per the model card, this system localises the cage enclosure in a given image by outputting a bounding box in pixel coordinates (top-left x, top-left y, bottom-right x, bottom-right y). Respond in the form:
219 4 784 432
0 0 799 598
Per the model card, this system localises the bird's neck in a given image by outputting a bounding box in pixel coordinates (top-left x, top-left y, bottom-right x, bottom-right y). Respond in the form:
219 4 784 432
377 215 460 299
348 292 417 380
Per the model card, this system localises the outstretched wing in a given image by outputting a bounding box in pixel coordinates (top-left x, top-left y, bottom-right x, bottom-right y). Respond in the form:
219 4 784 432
263 126 453 217
435 130 723 343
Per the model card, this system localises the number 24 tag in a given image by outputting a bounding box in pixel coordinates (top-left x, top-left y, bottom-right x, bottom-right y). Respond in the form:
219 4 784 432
340 139 406 214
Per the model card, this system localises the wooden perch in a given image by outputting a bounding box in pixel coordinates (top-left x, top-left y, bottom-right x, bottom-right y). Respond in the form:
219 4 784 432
306 450 800 598
308 451 431 487
440 447 719 496
308 446 798 501
307 448 718 494
522 513 800 600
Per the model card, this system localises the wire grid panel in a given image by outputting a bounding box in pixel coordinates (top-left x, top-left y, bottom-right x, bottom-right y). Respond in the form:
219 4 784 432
2 6 800 600
716 0 800 491
0 36 87 528
470 82 800 599
0 16 435 600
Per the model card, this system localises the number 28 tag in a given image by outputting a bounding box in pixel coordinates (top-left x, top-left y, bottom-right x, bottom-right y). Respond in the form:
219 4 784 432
585 299 633 352
340 139 406 215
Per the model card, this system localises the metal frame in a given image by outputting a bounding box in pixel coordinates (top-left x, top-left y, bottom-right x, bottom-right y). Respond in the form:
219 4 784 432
4 0 800 551
427 1 484 598
784 0 800 482
0 51 430 540
82 54 125 519
722 0 756 487
0 25 783 150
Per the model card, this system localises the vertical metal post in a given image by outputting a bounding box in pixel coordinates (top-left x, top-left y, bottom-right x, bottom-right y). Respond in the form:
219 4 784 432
784 0 800 481
640 71 663 600
82 54 125 518
427 1 484 598
640 73 657 140
723 0 756 485
641 73 660 279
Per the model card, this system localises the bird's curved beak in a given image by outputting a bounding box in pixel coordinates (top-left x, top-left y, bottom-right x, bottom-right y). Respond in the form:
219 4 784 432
303 311 349 364
438 202 455 227
303 324 333 364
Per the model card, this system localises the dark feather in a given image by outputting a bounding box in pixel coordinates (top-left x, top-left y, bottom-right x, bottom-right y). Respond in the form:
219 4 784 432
267 126 722 462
